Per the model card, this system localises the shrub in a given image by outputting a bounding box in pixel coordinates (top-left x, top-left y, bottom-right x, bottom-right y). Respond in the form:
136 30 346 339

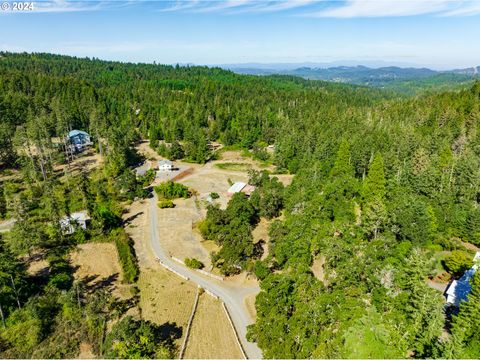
154 181 190 200
184 257 204 269
253 261 270 280
158 200 175 208
113 229 139 283
444 250 473 276
139 169 156 187
210 192 220 199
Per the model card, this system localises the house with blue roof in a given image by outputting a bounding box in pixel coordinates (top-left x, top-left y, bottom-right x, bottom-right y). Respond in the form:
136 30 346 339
68 130 92 152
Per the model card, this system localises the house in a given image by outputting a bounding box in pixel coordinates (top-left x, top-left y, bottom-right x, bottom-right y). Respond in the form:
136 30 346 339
59 211 90 235
445 251 480 307
158 160 174 171
227 182 256 196
68 130 92 152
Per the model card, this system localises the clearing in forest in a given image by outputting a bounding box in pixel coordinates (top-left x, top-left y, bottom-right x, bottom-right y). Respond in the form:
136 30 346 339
184 293 244 359
70 242 134 301
123 197 201 352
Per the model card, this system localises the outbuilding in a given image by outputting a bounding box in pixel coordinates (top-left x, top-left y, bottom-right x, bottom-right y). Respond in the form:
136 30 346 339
227 182 256 196
445 251 480 307
59 211 90 235
158 160 174 171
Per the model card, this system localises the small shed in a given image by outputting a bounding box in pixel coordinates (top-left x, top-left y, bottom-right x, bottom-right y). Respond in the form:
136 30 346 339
227 182 256 197
59 211 90 235
158 160 174 172
227 182 247 195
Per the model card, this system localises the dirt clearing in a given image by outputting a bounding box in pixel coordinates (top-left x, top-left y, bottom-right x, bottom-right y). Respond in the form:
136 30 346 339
184 293 244 359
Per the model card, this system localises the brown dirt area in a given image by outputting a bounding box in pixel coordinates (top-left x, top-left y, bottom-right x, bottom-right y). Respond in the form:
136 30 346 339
244 293 257 320
311 255 326 284
184 293 244 359
252 218 270 260
55 148 102 178
77 342 96 359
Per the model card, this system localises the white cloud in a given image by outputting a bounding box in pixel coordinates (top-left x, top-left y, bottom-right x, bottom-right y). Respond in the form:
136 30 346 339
307 0 452 18
157 0 480 17
440 1 480 16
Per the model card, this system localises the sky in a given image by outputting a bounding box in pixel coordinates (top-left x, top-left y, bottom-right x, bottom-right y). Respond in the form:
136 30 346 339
1 0 480 69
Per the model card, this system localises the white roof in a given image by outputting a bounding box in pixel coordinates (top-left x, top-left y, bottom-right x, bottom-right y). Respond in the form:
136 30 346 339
159 160 173 166
228 182 246 194
61 211 90 222
445 251 480 306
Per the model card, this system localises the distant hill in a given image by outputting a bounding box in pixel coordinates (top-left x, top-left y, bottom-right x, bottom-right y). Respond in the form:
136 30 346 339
224 64 480 94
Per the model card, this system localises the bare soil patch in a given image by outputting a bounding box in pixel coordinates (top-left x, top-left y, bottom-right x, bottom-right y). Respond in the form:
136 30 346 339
311 255 326 284
252 218 270 260
244 293 257 320
184 293 244 359
55 148 102 178
77 342 96 359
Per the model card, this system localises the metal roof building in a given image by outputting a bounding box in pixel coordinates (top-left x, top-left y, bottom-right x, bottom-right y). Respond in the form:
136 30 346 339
445 251 480 307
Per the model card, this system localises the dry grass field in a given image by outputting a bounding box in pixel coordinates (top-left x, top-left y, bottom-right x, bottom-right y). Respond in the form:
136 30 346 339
156 197 212 269
70 242 134 301
184 293 244 359
138 268 197 338
123 197 199 352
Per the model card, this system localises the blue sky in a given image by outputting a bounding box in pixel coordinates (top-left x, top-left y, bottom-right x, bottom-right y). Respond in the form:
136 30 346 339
1 0 480 69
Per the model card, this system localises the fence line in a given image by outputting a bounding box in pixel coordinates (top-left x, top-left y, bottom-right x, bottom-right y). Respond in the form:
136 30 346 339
179 287 200 359
157 258 189 281
203 288 219 300
221 302 247 360
195 268 224 281
171 256 185 264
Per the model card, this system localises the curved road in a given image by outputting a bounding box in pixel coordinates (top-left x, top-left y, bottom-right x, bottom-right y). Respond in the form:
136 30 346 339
148 194 263 359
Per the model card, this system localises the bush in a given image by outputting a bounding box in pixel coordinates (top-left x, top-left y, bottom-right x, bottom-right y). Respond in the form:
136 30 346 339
154 181 190 200
210 192 220 199
158 200 175 208
253 261 270 280
184 258 204 269
113 229 139 283
139 169 156 187
444 250 473 276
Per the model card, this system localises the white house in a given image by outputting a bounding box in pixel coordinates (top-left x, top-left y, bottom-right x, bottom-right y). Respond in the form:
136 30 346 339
445 251 480 307
158 160 174 172
59 211 90 235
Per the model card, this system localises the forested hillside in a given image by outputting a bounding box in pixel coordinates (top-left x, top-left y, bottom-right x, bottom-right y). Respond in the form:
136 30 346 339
1 52 480 358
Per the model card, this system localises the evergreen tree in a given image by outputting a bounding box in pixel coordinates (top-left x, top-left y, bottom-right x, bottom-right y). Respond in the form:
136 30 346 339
362 153 386 238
